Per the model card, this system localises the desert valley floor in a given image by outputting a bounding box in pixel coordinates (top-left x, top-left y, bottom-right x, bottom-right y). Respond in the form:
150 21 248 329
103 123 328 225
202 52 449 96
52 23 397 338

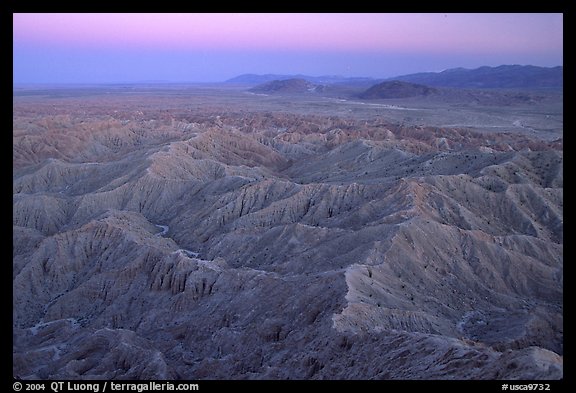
13 85 563 379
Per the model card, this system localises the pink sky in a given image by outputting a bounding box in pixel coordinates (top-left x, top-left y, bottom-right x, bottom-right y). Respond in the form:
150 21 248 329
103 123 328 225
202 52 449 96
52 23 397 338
13 13 563 83
13 13 563 54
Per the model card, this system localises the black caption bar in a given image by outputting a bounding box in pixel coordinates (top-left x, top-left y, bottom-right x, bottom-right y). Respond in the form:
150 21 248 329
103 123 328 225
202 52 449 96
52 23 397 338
11 381 200 393
11 380 568 392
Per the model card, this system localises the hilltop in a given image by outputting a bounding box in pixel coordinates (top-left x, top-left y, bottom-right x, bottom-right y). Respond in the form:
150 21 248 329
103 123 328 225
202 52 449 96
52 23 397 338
358 80 438 99
249 78 324 94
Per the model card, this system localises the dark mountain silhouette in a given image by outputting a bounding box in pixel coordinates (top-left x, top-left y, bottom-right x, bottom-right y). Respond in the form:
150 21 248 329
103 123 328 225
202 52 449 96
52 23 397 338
387 65 563 89
228 74 300 84
249 78 324 94
227 65 562 90
359 80 438 99
357 80 555 106
227 74 378 86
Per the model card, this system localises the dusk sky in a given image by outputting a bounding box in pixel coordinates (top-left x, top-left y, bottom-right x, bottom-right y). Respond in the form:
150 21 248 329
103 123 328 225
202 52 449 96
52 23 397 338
13 13 563 84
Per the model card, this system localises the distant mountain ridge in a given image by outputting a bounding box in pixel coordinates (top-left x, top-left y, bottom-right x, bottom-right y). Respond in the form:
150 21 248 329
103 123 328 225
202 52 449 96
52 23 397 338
359 81 438 99
387 65 563 89
249 78 324 94
227 65 562 89
226 74 378 85
356 80 553 106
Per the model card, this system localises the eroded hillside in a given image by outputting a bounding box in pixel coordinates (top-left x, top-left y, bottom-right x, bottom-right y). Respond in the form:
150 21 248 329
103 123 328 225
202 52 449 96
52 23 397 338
13 90 563 379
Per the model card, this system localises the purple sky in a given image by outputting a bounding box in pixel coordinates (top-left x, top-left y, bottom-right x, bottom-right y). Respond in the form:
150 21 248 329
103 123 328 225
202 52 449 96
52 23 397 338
13 13 563 84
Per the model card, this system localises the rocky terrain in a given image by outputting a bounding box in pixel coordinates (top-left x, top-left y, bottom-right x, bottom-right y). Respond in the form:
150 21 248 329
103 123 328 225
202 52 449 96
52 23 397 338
13 87 563 380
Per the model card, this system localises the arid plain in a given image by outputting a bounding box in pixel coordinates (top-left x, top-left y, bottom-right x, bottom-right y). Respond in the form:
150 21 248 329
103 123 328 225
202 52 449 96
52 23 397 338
13 83 562 379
